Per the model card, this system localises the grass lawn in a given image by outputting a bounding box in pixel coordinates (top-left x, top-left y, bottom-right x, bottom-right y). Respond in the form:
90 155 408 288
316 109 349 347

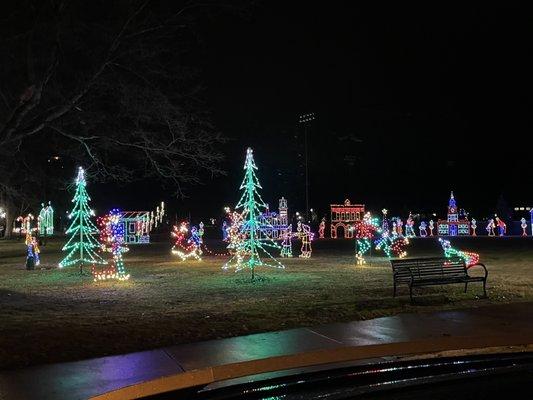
0 236 532 370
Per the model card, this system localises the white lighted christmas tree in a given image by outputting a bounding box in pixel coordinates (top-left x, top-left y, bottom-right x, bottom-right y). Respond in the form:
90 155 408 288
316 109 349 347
59 167 105 273
223 148 284 279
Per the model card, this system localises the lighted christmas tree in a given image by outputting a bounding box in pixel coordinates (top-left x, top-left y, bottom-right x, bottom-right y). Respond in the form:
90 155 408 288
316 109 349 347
223 148 284 279
59 167 105 273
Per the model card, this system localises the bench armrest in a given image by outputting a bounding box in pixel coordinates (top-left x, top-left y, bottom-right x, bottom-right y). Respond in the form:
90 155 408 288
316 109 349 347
467 262 488 279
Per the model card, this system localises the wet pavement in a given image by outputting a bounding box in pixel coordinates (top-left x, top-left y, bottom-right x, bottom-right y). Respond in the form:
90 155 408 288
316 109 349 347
1 302 531 399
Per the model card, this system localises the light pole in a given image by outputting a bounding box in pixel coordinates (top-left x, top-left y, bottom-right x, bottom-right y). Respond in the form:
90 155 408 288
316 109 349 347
298 112 315 222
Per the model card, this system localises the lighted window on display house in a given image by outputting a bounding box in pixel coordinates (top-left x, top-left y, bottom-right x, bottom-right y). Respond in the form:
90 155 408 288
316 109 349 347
59 167 106 273
92 209 130 281
437 192 470 236
222 148 284 280
330 199 365 239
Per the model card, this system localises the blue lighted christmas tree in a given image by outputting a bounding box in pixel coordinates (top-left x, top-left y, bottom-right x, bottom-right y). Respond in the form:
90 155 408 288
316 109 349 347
59 167 105 273
223 148 284 279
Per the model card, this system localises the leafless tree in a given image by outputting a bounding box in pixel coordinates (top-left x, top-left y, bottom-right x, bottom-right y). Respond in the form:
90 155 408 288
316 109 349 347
0 0 243 237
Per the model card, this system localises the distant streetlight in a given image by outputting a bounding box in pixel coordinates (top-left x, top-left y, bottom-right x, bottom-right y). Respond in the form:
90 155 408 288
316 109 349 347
298 112 315 222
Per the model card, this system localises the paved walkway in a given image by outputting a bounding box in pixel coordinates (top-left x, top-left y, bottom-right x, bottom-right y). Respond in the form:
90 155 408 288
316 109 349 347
1 302 532 400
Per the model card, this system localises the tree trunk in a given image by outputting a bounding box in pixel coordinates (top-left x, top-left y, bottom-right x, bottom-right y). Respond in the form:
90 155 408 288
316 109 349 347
3 201 16 239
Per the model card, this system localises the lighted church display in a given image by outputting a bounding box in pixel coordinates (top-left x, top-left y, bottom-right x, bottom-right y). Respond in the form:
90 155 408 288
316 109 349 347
437 192 470 236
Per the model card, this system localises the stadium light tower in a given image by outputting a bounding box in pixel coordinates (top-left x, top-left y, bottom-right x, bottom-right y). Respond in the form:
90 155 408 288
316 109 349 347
298 112 315 222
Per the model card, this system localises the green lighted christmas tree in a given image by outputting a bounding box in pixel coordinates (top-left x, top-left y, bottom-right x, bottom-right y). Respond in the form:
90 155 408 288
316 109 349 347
223 148 284 279
59 167 106 273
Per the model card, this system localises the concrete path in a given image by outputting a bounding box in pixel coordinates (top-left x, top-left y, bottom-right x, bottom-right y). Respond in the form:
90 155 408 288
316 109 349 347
1 302 532 400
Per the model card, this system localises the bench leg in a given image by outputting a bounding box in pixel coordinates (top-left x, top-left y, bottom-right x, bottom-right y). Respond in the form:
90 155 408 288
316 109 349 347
483 279 487 298
464 282 468 293
409 285 414 302
393 282 397 297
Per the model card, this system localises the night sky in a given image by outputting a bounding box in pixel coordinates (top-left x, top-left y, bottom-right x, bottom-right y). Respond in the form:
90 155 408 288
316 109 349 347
95 3 532 223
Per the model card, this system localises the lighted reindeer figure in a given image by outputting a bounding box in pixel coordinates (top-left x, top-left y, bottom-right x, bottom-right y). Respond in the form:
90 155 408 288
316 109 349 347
296 221 313 258
521 218 528 236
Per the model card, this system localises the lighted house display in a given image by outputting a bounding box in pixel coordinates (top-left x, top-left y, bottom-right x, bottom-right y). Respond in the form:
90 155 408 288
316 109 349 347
119 211 151 244
259 197 289 239
330 199 365 239
437 192 470 236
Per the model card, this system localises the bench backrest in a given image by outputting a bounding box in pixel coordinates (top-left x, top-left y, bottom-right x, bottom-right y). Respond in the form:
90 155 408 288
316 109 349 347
391 257 467 280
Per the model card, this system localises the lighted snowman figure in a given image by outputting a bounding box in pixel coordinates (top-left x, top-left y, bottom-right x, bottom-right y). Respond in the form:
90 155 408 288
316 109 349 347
429 220 435 236
419 221 427 237
520 217 527 236
471 218 477 236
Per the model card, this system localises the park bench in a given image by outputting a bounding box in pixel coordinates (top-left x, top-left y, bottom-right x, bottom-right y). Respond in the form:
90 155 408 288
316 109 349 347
390 257 487 301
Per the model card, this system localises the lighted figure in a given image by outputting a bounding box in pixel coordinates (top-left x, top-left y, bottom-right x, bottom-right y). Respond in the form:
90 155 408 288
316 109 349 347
222 220 228 241
391 221 398 237
375 232 409 259
354 213 379 265
16 213 35 234
189 226 202 247
171 222 202 261
471 219 477 236
59 167 105 273
381 209 389 234
280 225 293 257
225 210 245 255
25 233 40 269
223 148 284 279
318 218 326 239
396 218 403 236
405 214 415 237
198 221 205 244
521 218 528 236
419 221 427 237
495 217 506 236
429 220 435 236
439 238 479 267
296 221 314 258
93 209 130 281
486 219 495 236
